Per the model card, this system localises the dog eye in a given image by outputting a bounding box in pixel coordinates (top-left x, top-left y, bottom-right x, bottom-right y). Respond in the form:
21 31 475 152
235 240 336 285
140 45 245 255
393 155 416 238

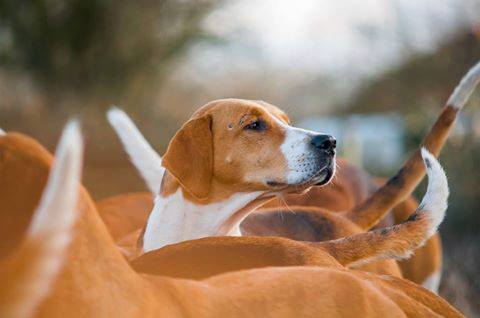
244 120 267 131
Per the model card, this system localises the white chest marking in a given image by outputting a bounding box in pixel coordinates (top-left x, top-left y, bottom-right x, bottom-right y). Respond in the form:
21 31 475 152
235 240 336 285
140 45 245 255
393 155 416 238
421 270 441 294
142 190 263 252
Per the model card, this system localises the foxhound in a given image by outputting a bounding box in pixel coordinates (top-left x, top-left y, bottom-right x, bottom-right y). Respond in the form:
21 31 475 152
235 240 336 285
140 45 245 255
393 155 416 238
0 127 462 317
104 61 480 294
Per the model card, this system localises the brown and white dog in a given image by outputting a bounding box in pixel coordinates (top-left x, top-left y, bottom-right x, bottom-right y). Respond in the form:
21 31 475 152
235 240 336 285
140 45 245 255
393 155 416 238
103 61 480 291
130 147 446 281
109 99 338 252
0 126 463 317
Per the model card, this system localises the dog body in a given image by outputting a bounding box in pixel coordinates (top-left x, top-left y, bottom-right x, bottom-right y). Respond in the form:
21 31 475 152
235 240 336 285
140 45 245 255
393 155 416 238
0 130 463 317
96 192 153 242
104 61 480 295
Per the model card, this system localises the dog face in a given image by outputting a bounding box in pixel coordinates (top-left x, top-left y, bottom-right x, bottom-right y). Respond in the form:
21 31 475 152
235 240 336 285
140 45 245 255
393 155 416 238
162 99 336 200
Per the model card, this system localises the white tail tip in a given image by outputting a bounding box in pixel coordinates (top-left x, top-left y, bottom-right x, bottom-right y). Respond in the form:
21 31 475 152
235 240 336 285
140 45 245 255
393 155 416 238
107 106 130 126
447 61 480 109
10 120 84 318
28 119 83 236
106 106 164 194
419 148 449 236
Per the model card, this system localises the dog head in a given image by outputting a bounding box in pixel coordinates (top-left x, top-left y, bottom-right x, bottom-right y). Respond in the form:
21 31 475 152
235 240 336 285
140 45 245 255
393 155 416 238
162 99 336 201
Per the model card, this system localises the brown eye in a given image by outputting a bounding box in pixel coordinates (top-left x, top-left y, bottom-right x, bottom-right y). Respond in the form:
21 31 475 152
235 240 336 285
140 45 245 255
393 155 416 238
244 120 267 131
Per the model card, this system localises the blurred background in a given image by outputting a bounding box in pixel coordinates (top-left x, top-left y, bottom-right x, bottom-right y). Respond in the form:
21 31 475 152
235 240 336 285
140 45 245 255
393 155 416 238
1 0 479 315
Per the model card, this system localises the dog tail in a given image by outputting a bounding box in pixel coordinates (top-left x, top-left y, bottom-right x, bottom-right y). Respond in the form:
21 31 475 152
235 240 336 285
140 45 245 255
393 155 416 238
344 61 480 230
321 149 448 267
107 107 164 193
0 122 83 318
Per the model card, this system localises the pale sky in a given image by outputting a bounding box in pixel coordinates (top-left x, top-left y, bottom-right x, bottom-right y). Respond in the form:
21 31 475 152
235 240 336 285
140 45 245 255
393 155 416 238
202 0 480 78
167 0 480 114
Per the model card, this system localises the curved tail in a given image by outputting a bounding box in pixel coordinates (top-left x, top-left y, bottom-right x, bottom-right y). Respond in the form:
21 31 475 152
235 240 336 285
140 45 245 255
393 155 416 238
321 149 448 267
0 122 83 318
344 61 480 230
107 107 165 194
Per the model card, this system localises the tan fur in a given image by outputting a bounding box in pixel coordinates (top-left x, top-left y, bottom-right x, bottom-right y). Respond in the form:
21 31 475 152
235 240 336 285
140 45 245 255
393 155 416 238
97 181 438 283
130 148 444 281
241 105 460 289
0 131 463 317
96 103 458 283
96 192 153 242
242 61 480 286
102 99 450 288
0 124 82 318
160 99 293 204
97 191 402 277
252 166 442 286
99 100 459 287
163 114 215 200
0 238 54 318
322 212 439 267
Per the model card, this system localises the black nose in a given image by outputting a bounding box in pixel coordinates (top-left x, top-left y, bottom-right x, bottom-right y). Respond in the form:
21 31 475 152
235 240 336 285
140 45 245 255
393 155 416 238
311 134 336 152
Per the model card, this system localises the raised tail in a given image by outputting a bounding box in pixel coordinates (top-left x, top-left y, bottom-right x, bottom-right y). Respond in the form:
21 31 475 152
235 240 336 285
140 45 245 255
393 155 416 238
107 107 165 194
344 61 480 230
0 122 83 318
321 149 448 267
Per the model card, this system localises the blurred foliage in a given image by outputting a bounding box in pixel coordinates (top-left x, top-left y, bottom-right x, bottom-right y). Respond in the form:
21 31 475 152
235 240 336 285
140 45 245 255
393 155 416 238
348 31 480 118
0 0 219 105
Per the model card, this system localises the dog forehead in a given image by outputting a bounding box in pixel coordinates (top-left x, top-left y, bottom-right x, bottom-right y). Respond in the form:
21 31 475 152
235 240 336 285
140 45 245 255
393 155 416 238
255 100 291 125
194 99 289 125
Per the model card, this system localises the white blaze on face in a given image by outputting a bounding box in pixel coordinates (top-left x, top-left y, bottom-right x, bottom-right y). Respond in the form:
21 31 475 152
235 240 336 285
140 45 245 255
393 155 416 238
268 113 321 184
281 126 318 184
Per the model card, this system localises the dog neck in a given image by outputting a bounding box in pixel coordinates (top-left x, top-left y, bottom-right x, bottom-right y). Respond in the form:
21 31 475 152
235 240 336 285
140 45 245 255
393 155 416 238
142 173 270 252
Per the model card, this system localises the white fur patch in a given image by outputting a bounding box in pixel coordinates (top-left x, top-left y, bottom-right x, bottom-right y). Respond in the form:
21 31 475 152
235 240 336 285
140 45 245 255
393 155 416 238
143 190 263 252
281 127 312 183
419 148 449 237
447 61 480 109
29 121 83 236
269 113 322 184
107 107 165 193
17 121 83 318
421 270 441 294
0 127 5 135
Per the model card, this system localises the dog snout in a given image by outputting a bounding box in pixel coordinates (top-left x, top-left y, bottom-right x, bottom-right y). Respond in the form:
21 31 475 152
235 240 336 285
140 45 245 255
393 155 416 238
310 134 336 154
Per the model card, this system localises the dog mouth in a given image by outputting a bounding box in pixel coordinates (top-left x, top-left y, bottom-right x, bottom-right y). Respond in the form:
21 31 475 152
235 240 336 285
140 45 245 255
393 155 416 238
266 159 336 193
313 162 335 186
299 160 335 188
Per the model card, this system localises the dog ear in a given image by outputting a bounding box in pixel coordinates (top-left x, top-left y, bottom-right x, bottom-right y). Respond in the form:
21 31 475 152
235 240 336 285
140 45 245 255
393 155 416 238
162 114 213 200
